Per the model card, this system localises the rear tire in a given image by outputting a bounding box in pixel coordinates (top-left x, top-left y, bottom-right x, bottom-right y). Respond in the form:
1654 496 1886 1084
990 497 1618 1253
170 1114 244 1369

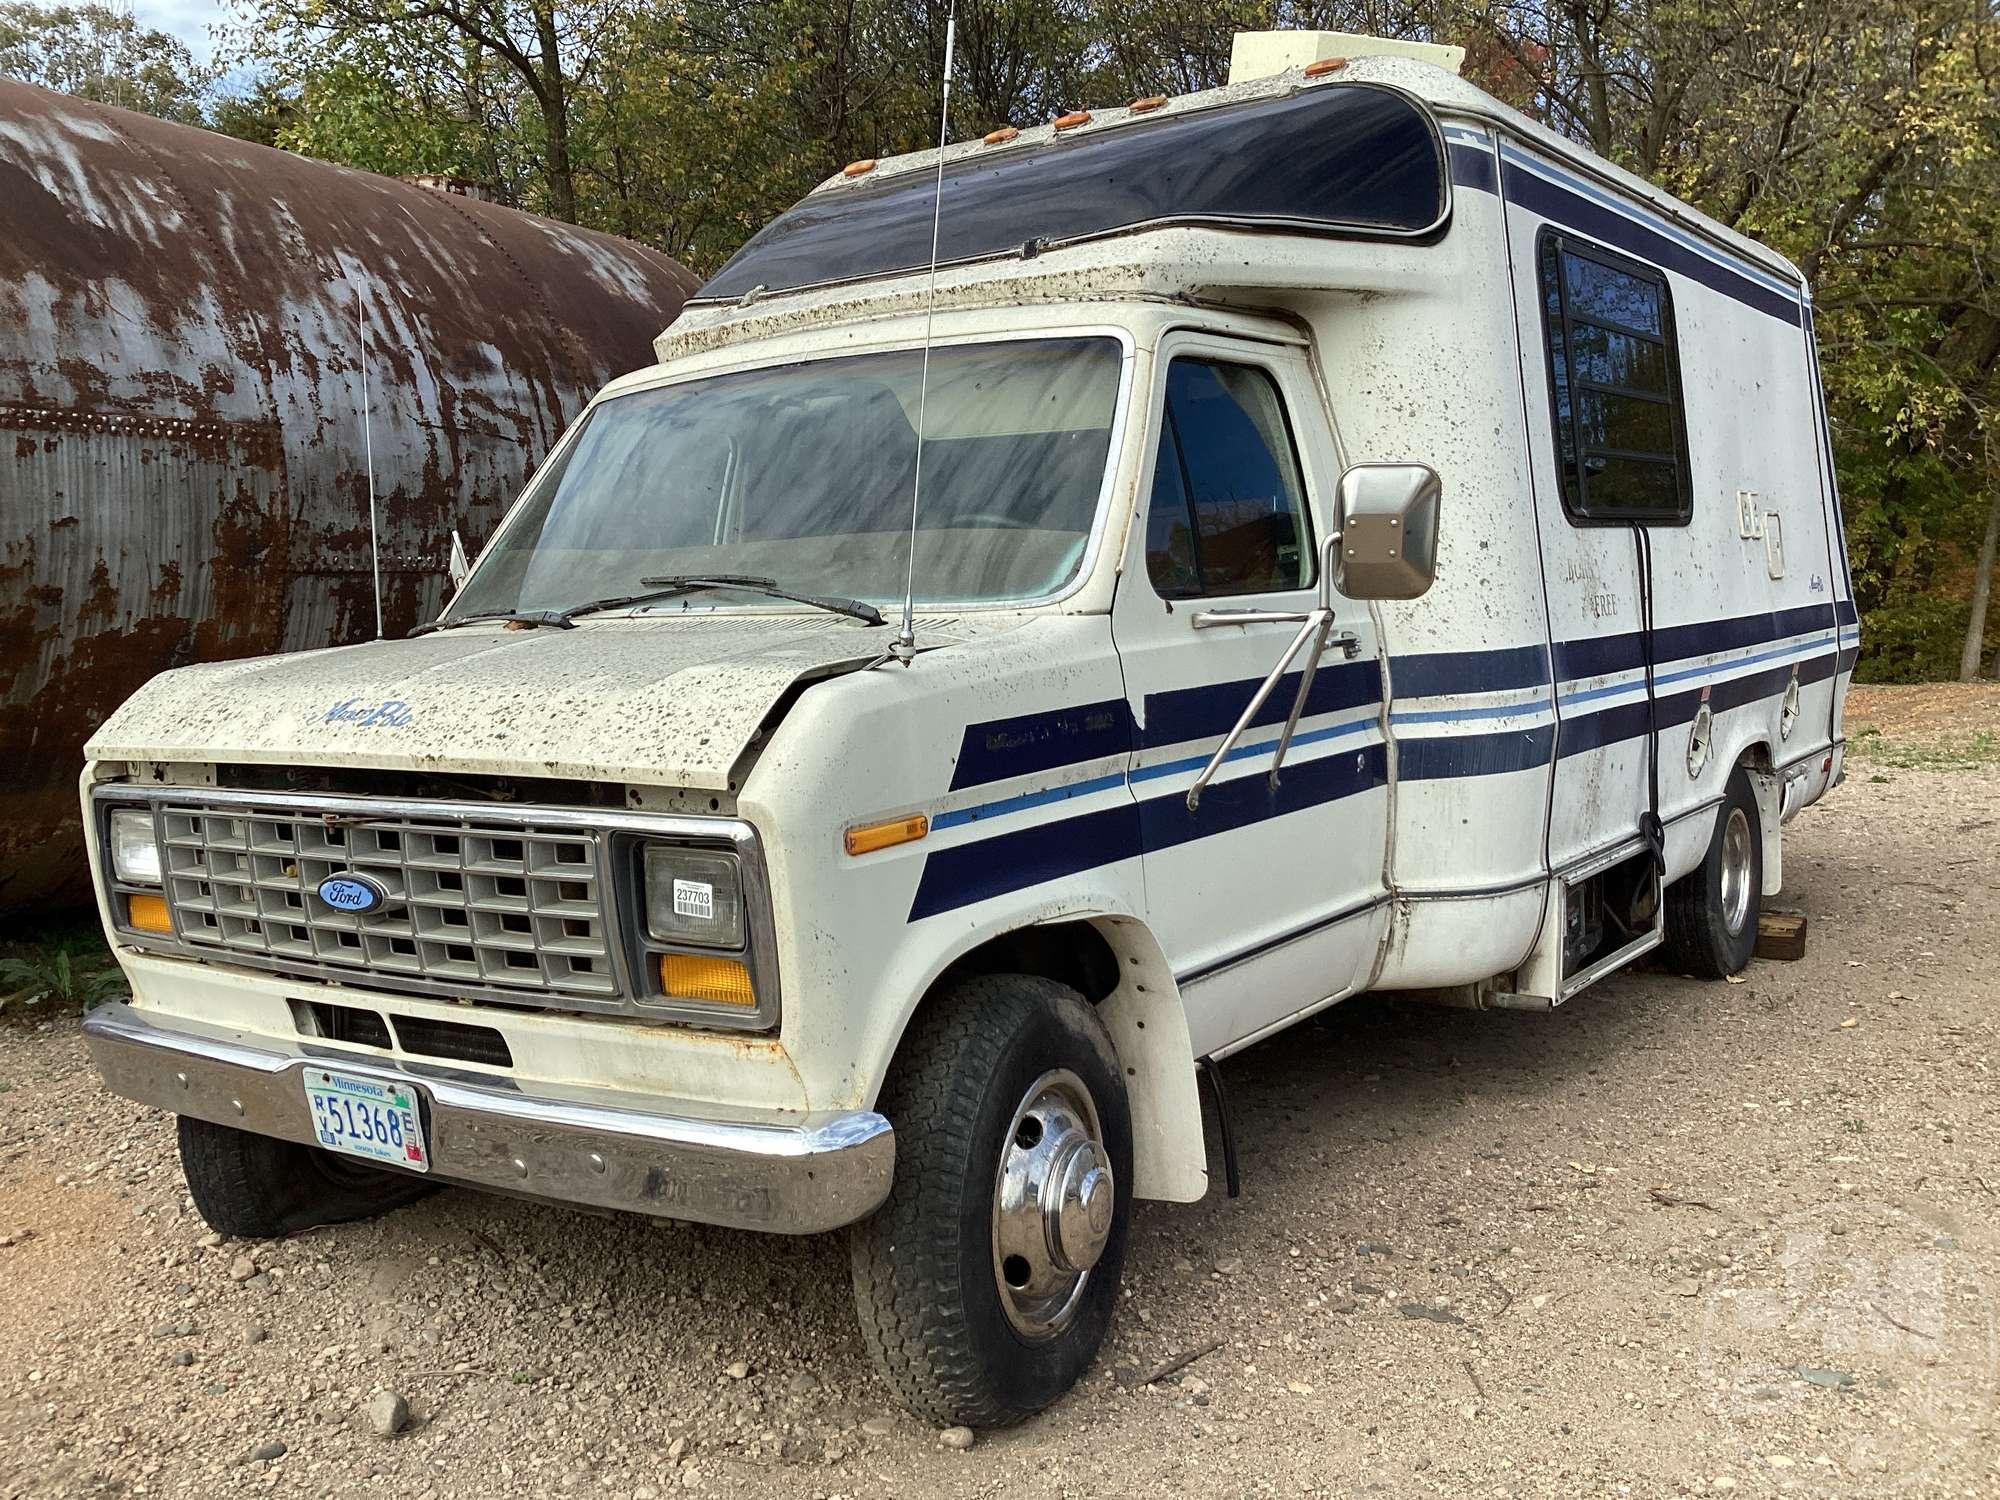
849 973 1133 1427
177 1116 433 1238
1663 764 1763 979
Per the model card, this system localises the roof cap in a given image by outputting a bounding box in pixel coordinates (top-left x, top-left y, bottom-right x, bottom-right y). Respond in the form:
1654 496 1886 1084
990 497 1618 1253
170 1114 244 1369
1227 29 1465 84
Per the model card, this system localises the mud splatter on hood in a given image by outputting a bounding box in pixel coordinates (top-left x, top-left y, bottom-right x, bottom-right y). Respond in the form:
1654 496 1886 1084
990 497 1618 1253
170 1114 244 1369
85 614 895 790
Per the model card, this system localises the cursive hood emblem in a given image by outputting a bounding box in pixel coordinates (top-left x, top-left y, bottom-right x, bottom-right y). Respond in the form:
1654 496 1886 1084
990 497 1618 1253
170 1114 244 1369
325 698 413 729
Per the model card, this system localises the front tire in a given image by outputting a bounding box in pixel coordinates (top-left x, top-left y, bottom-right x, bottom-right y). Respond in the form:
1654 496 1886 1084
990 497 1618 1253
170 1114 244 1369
849 973 1133 1427
178 1116 434 1238
1663 764 1763 978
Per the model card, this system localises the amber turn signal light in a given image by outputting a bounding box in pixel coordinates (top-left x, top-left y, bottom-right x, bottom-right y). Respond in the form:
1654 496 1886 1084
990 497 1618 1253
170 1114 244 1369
658 953 757 1008
127 892 172 934
1304 56 1350 78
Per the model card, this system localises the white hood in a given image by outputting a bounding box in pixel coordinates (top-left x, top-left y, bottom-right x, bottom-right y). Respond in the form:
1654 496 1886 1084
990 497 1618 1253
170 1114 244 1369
85 616 891 790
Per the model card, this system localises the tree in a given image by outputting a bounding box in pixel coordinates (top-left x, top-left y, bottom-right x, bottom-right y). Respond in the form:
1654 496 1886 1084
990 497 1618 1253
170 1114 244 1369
0 1 215 122
236 0 631 222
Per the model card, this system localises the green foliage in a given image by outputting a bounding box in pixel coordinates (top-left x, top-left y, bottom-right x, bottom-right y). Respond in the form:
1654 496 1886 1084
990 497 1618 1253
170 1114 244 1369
0 929 124 1015
0 1 215 121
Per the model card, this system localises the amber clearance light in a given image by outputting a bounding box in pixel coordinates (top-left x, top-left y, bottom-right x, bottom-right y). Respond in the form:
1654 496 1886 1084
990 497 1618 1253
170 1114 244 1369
844 813 929 857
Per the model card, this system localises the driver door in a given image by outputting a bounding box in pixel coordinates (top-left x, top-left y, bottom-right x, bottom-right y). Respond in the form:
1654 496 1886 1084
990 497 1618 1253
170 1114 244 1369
1111 334 1391 1058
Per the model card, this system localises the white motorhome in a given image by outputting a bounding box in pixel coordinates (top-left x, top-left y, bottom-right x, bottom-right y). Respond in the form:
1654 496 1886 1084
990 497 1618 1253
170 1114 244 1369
79 33 1855 1426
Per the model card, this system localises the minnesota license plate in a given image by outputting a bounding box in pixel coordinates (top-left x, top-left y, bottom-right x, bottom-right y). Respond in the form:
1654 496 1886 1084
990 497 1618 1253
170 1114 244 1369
303 1067 429 1172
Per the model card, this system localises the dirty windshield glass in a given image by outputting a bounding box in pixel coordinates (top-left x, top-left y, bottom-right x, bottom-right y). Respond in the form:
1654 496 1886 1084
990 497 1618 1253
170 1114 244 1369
449 337 1124 619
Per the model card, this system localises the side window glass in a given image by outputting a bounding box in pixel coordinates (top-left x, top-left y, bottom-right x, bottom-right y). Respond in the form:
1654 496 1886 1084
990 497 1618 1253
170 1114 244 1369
1143 359 1315 597
1540 232 1691 525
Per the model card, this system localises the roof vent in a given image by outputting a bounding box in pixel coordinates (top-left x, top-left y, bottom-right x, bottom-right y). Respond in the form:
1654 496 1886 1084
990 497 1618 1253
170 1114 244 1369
1227 30 1466 85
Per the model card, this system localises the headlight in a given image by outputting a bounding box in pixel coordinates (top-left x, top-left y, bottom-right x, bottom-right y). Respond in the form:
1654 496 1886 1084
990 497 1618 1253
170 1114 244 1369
109 809 162 885
643 845 745 949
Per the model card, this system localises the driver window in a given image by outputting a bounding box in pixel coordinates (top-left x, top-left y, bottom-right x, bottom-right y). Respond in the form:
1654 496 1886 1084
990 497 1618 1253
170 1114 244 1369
1144 359 1315 598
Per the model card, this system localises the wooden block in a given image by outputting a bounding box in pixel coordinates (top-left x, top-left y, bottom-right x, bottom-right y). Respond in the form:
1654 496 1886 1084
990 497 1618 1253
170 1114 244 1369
1756 910 1808 961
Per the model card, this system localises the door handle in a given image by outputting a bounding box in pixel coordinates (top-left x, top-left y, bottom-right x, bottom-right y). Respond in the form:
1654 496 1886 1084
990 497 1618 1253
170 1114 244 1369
1190 608 1313 630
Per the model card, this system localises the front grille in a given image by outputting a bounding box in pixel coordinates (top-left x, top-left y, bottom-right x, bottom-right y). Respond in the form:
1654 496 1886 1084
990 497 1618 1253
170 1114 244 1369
156 801 618 1001
297 999 393 1049
391 1013 515 1068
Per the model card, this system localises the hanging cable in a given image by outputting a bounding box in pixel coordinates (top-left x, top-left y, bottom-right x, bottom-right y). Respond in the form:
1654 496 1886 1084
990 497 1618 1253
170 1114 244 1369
1634 525 1665 875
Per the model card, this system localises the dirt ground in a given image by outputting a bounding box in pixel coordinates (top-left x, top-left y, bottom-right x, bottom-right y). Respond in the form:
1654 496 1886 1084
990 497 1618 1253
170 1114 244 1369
1 690 1996 1499
1844 682 2000 744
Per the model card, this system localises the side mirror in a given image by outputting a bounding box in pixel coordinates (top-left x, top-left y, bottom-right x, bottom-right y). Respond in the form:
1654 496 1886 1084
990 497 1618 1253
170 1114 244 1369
448 529 471 592
1326 463 1441 601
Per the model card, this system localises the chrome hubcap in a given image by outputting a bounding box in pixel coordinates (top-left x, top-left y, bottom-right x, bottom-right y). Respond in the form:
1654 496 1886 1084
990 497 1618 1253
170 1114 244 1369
992 1069 1112 1341
1719 806 1755 936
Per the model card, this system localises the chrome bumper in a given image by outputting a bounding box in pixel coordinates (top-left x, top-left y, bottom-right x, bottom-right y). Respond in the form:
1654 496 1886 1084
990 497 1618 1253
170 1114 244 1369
82 1002 894 1235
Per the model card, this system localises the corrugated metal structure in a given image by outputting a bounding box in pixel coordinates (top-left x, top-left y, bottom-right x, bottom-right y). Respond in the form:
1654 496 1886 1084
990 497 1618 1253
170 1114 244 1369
0 80 697 911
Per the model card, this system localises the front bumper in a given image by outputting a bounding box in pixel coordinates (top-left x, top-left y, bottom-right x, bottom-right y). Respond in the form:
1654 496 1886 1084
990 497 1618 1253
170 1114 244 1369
83 1001 894 1234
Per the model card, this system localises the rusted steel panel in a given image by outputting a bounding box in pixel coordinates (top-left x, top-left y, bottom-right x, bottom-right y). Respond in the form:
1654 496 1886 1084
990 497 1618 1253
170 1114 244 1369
0 79 697 911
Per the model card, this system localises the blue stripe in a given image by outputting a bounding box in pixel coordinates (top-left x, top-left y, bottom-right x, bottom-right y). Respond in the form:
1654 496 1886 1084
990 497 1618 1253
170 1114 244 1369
940 717 1380 839
1389 642 1549 697
949 606 1843 798
900 616 1848 924
1399 724 1556 779
1553 603 1836 684
909 800 1142 921
1555 631 1837 709
930 770 1128 831
1500 156 1802 326
1501 145 1802 301
949 700 1132 791
1129 716 1376 785
1139 742 1387 852
1140 657 1378 749
1449 141 1496 195
1558 641 1846 756
1391 697 1550 725
910 743 1389 920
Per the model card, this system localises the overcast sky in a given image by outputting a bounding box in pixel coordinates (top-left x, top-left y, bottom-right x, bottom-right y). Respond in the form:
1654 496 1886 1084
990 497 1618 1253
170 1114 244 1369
132 0 229 62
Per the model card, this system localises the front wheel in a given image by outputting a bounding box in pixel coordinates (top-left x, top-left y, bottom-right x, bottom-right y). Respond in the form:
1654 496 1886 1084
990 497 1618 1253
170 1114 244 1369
1663 764 1763 978
849 973 1132 1427
178 1115 434 1238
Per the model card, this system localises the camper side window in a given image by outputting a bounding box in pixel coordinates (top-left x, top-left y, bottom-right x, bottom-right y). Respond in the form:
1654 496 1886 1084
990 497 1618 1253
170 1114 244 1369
1144 359 1315 598
1540 233 1692 525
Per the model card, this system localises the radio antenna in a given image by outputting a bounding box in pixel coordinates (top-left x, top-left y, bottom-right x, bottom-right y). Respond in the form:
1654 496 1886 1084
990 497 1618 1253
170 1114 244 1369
891 2 957 668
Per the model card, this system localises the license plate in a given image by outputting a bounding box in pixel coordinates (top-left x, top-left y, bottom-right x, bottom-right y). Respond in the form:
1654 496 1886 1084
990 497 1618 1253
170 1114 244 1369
303 1067 429 1172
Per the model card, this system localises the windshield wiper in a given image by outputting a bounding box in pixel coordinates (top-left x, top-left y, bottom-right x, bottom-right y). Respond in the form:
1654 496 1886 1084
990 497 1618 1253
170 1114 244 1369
408 609 575 637
409 573 884 637
635 574 885 627
410 581 762 637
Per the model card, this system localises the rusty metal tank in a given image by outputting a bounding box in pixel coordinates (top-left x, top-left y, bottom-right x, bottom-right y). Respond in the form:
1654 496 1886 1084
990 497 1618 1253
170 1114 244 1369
0 79 698 911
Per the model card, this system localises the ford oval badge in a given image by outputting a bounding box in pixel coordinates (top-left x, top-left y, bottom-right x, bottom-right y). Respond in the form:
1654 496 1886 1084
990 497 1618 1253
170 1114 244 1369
317 873 388 914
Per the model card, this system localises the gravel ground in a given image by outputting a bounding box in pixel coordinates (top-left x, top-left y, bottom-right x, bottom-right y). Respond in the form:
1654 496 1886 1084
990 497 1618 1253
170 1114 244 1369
2 715 1996 1497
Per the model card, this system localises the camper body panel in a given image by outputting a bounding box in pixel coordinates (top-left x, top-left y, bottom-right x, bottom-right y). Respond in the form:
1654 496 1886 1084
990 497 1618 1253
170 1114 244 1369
1475 126 1852 901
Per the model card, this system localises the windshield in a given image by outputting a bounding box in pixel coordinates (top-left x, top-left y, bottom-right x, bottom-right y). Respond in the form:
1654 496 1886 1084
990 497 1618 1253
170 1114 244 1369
448 336 1125 620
